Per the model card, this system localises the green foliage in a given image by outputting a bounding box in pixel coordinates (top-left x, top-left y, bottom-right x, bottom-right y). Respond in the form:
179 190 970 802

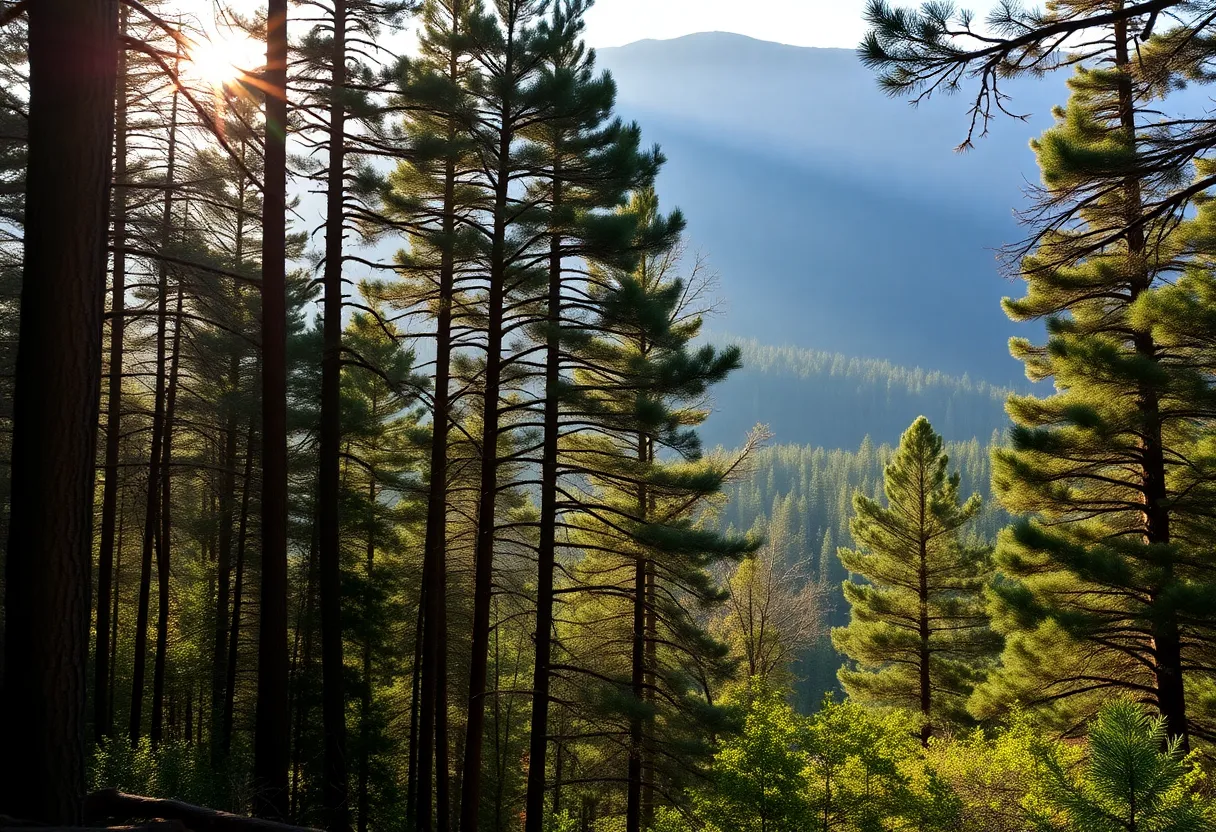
976 44 1216 742
1029 701 1214 832
926 712 1078 832
693 681 814 832
684 681 961 832
89 739 251 812
679 690 1216 832
833 417 999 737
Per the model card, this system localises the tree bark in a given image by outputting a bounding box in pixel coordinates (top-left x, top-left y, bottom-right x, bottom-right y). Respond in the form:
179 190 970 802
212 168 247 765
405 585 425 828
357 476 376 832
109 510 125 732
223 423 255 755
0 0 117 821
95 5 129 742
642 555 656 827
254 0 292 818
626 434 649 832
289 516 320 824
318 0 351 826
417 11 461 827
151 251 185 750
458 32 514 831
1112 13 1188 749
524 172 562 832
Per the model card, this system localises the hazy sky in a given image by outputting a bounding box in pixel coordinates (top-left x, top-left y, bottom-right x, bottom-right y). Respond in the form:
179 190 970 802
581 0 1001 49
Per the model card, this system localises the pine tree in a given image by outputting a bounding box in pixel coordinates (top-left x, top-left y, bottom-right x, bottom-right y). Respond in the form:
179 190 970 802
371 3 476 823
832 416 996 744
1030 700 1213 832
457 4 553 828
973 31 1216 746
558 189 753 829
0 0 117 821
294 0 410 822
254 0 292 817
520 4 661 828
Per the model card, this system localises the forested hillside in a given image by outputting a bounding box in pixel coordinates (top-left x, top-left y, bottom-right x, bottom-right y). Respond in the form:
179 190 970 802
703 339 1018 448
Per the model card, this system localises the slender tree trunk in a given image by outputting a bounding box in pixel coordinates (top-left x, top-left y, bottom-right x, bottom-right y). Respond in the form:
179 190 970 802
626 434 648 832
419 17 461 827
223 423 255 755
435 555 451 832
289 516 320 825
95 6 129 742
524 171 562 832
0 0 117 821
211 365 239 763
318 1 351 827
130 48 181 749
184 684 193 745
151 268 185 749
917 543 931 746
642 555 656 827
552 714 563 819
406 581 426 828
417 533 436 832
1111 14 1188 749
109 509 125 732
357 476 376 832
212 187 246 763
459 43 515 832
254 0 292 817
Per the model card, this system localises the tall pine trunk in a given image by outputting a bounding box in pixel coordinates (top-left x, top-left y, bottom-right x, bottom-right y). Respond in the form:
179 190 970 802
459 76 514 832
110 509 125 731
417 11 462 825
917 471 931 748
626 434 649 832
150 270 185 748
1112 14 1187 748
95 5 128 742
212 160 248 764
406 582 425 827
642 557 656 827
130 57 181 747
0 0 117 820
524 170 562 832
253 0 292 814
357 475 376 832
289 516 321 823
318 0 352 826
223 422 255 755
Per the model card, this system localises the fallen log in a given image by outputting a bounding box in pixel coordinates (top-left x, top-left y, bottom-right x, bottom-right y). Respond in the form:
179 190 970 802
83 792 319 832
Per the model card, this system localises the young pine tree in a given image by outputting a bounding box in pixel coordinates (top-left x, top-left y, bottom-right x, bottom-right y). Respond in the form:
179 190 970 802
832 416 996 745
1030 700 1214 832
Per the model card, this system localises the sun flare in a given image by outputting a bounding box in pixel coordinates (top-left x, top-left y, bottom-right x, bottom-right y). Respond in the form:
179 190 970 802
186 30 262 88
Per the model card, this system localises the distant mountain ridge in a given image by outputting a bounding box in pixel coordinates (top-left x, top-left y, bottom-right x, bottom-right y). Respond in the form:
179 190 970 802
597 32 1065 381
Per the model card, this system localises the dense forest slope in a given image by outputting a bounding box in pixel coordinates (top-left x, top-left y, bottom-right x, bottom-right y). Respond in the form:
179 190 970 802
701 338 1022 449
598 33 1064 381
